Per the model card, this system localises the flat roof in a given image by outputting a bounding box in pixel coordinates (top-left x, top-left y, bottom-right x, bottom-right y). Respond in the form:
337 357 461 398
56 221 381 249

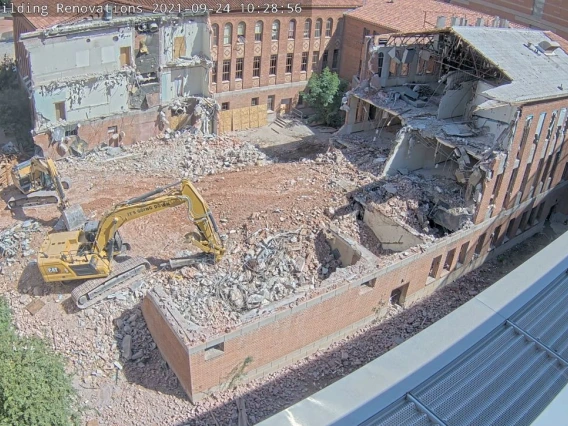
259 229 568 426
451 27 568 104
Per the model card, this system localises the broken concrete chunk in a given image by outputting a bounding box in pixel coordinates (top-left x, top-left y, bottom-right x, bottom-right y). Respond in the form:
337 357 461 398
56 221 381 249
121 334 132 361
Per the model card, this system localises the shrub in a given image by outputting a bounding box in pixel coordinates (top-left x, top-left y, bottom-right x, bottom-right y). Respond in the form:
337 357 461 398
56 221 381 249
0 297 79 426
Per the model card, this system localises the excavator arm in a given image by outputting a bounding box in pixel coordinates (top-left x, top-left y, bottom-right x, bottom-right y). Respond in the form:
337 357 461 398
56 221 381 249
93 179 225 262
31 157 69 210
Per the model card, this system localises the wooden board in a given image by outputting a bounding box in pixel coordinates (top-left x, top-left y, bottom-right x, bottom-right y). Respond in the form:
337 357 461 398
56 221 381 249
241 107 250 129
232 109 242 131
219 110 232 134
257 104 268 127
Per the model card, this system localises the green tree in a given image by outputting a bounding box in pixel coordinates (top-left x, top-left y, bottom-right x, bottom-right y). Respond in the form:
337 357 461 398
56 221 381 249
304 67 348 127
0 297 79 426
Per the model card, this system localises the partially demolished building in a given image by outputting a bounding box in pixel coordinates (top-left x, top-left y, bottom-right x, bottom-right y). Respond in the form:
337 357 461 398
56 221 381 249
140 28 568 402
12 1 215 156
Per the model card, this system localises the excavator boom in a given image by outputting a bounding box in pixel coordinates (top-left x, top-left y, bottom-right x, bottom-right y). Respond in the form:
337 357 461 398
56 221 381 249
38 179 225 308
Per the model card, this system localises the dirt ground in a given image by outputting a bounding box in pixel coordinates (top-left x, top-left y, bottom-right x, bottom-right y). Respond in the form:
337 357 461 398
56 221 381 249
0 121 562 425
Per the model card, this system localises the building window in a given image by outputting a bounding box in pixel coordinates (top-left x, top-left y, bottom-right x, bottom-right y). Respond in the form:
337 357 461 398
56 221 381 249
377 52 384 75
54 101 66 120
173 37 186 59
389 57 398 76
325 18 332 37
211 62 217 83
236 58 244 79
253 56 261 77
312 51 319 71
315 19 322 37
107 126 117 134
222 59 230 81
237 22 246 42
301 51 308 71
286 53 293 73
298 93 304 107
212 24 219 46
428 255 442 280
322 50 328 69
267 95 275 111
401 63 409 76
119 46 131 66
490 225 502 249
443 248 456 272
390 283 408 306
288 19 296 39
251 97 259 106
331 49 339 70
204 342 225 360
562 162 568 181
492 173 503 200
518 115 534 159
255 21 263 42
534 112 547 146
304 18 311 38
457 241 469 267
272 20 280 40
221 102 229 111
474 233 486 256
223 23 232 45
269 54 277 75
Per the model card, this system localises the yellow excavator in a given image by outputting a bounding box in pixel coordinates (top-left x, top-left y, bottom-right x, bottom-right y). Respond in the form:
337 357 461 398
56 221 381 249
8 156 70 210
37 179 226 309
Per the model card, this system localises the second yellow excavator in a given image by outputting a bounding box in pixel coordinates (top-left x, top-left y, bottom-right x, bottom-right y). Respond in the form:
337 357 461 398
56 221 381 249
8 156 70 210
37 179 225 309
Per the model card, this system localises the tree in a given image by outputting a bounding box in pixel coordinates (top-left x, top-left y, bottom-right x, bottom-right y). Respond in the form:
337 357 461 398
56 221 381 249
0 297 79 426
304 67 348 128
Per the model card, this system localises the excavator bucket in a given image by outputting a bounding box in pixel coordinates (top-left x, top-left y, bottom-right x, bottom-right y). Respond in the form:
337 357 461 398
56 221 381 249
59 204 87 231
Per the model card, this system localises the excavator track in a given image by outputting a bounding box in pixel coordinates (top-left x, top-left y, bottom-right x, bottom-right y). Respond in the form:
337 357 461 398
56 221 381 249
8 190 60 209
72 256 151 309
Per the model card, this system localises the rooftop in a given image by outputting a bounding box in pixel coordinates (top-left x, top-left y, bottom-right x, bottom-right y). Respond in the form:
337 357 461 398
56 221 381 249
346 0 512 32
450 26 568 104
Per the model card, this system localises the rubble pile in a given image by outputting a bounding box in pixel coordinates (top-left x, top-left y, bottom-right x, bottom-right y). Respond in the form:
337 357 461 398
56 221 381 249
332 134 393 176
61 133 271 179
356 174 472 237
158 228 341 340
0 220 40 260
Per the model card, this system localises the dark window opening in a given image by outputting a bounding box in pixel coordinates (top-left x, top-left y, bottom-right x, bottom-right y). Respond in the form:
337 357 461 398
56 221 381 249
377 52 384 75
286 53 293 73
457 242 469 266
490 225 502 249
253 56 261 77
443 248 456 271
221 102 229 111
474 233 486 255
332 49 339 70
204 342 225 360
312 51 319 71
369 105 377 120
211 62 217 83
429 255 442 279
251 97 259 106
222 60 230 81
269 55 277 75
235 58 244 80
301 52 308 72
562 162 568 181
390 283 408 306
322 50 328 69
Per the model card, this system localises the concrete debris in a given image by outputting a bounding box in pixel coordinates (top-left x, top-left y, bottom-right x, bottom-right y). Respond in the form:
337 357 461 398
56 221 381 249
0 220 41 259
158 228 341 342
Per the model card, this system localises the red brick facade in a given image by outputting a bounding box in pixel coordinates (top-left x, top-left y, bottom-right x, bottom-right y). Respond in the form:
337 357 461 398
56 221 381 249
209 10 348 114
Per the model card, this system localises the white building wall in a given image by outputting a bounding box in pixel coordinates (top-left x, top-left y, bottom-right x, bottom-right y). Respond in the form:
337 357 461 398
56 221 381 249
25 27 133 85
33 75 129 124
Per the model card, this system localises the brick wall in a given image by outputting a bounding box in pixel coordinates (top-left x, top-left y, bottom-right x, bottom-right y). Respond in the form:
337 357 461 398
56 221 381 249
209 10 346 112
142 180 568 401
450 0 568 39
339 15 391 82
475 98 568 224
34 108 163 158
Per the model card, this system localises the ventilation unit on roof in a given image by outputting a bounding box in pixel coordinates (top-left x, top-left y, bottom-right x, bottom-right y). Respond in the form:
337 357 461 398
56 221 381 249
500 19 509 28
538 40 561 55
476 17 484 27
436 16 446 28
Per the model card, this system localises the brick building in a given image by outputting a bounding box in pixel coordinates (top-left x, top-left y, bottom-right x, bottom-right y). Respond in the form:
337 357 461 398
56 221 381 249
209 0 362 130
339 0 510 84
141 26 568 401
450 0 568 40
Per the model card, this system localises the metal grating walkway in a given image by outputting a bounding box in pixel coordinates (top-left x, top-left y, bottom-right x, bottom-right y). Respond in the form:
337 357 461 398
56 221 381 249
362 272 568 426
